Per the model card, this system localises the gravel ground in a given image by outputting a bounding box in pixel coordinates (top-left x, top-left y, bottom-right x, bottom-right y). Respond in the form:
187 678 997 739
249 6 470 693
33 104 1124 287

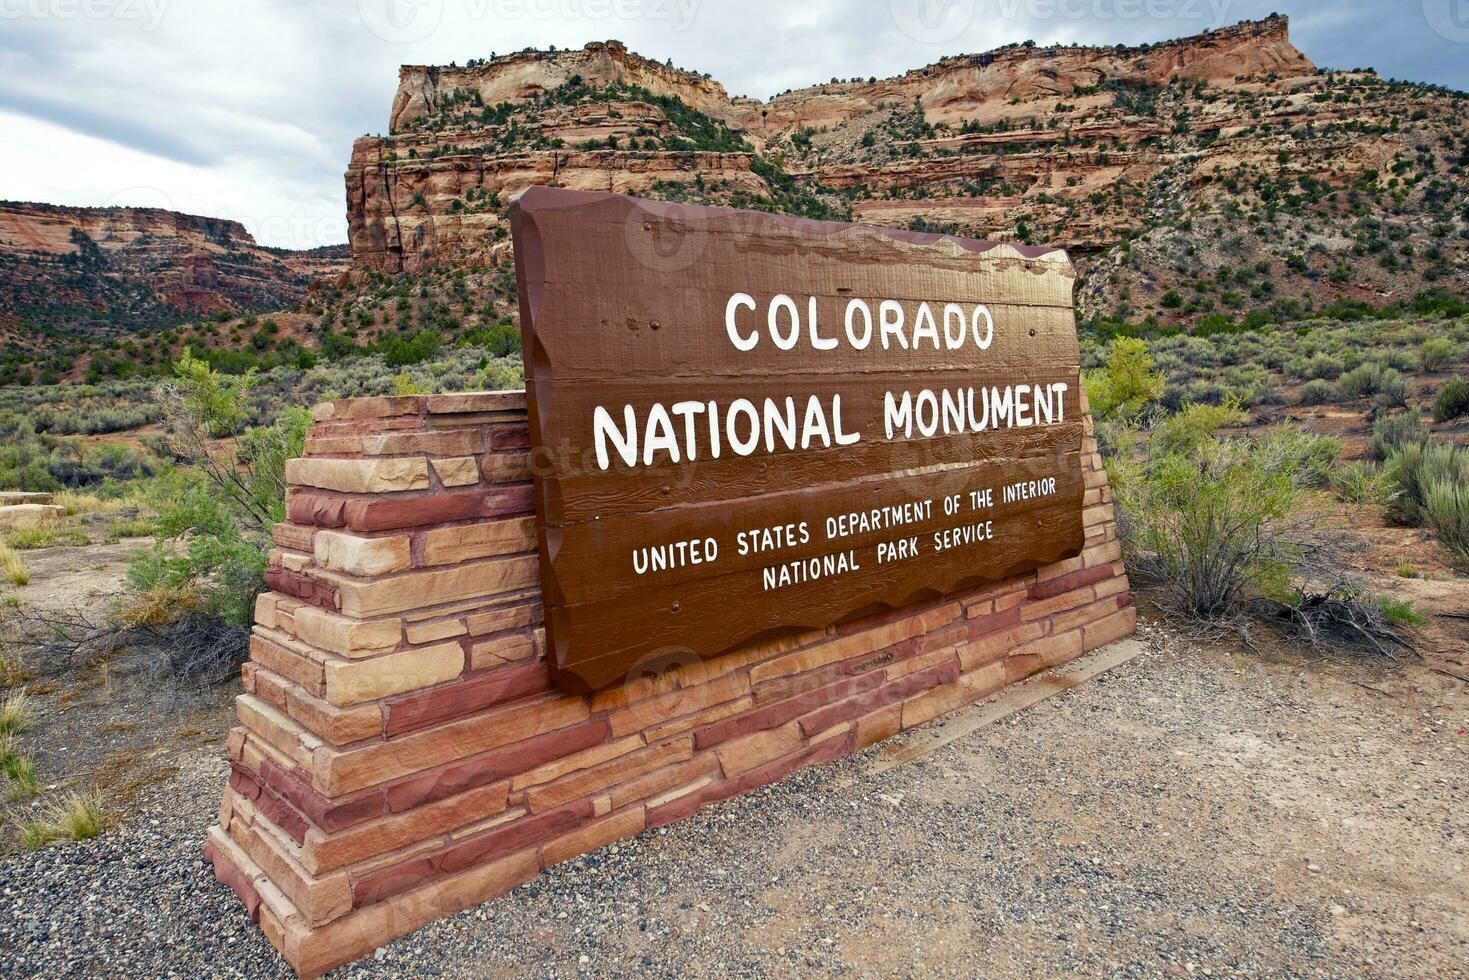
1 620 1464 978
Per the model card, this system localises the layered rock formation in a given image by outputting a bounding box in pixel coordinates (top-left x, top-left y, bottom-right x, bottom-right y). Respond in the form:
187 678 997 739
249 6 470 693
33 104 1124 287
345 17 1469 320
0 202 350 342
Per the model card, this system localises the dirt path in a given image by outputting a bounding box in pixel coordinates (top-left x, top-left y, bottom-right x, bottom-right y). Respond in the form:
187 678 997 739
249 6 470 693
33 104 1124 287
1 617 1463 977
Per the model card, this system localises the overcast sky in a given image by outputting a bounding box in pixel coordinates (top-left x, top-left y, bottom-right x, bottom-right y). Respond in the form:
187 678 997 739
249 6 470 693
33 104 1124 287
2 0 1464 249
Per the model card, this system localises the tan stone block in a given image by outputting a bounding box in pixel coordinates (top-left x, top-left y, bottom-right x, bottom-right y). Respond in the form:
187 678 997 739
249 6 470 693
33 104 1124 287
715 721 803 779
421 516 536 566
291 605 402 659
236 694 321 770
313 530 411 576
286 457 430 494
250 631 326 696
254 593 280 630
468 632 536 671
464 596 540 635
641 695 752 743
324 642 464 706
272 548 312 573
325 395 420 420
405 619 468 645
431 457 481 487
272 522 317 552
426 392 526 414
1083 540 1124 567
1050 596 1124 636
322 555 540 618
959 661 1006 702
1082 502 1115 527
605 756 713 811
541 806 646 867
525 737 692 812
313 695 591 796
607 671 749 738
901 680 966 730
853 702 902 749
511 735 643 792
362 429 484 456
1093 570 1130 599
1083 606 1136 651
1019 586 1096 622
284 683 382 746
302 782 509 875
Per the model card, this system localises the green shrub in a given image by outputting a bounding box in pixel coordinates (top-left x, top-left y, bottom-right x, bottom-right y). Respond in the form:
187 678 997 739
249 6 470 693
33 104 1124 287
1297 379 1332 405
1337 361 1392 398
1111 436 1303 617
1432 376 1469 423
1386 441 1469 526
1424 480 1469 570
1373 371 1411 408
1420 337 1459 371
1258 427 1340 489
1084 337 1165 421
129 359 310 625
1333 461 1396 505
1151 400 1245 457
1369 412 1426 461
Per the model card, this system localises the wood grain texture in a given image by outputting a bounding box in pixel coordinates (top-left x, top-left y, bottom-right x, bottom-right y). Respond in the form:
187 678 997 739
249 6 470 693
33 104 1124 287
511 186 1084 693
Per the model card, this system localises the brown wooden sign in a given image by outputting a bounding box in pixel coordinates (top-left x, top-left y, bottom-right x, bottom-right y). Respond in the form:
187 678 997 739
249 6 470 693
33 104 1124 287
510 186 1085 693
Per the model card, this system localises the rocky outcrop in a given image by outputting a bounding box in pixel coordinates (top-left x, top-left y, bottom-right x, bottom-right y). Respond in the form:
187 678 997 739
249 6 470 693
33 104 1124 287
345 16 1467 321
0 202 350 340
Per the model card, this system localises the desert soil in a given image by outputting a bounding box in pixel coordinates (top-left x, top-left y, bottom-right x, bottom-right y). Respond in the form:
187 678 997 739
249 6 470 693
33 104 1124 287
1 566 1464 978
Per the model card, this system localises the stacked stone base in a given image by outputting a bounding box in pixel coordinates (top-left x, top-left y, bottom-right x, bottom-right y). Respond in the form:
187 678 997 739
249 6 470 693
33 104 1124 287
204 390 1135 976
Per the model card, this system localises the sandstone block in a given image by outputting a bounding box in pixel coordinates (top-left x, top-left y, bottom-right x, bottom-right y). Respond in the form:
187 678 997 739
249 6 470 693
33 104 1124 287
525 737 692 812
480 452 531 484
715 721 804 779
302 782 509 875
324 555 539 618
383 661 551 736
286 457 430 494
313 530 412 576
425 392 526 414
289 605 401 659
468 631 536 671
404 619 468 645
383 719 608 814
540 806 646 867
431 457 481 487
421 516 536 566
324 642 464 707
316 695 593 796
1083 606 1137 651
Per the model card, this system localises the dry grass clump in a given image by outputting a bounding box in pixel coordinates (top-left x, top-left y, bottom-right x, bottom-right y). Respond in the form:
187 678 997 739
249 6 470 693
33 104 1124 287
116 584 204 630
0 731 38 801
17 789 107 850
1 542 27 586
